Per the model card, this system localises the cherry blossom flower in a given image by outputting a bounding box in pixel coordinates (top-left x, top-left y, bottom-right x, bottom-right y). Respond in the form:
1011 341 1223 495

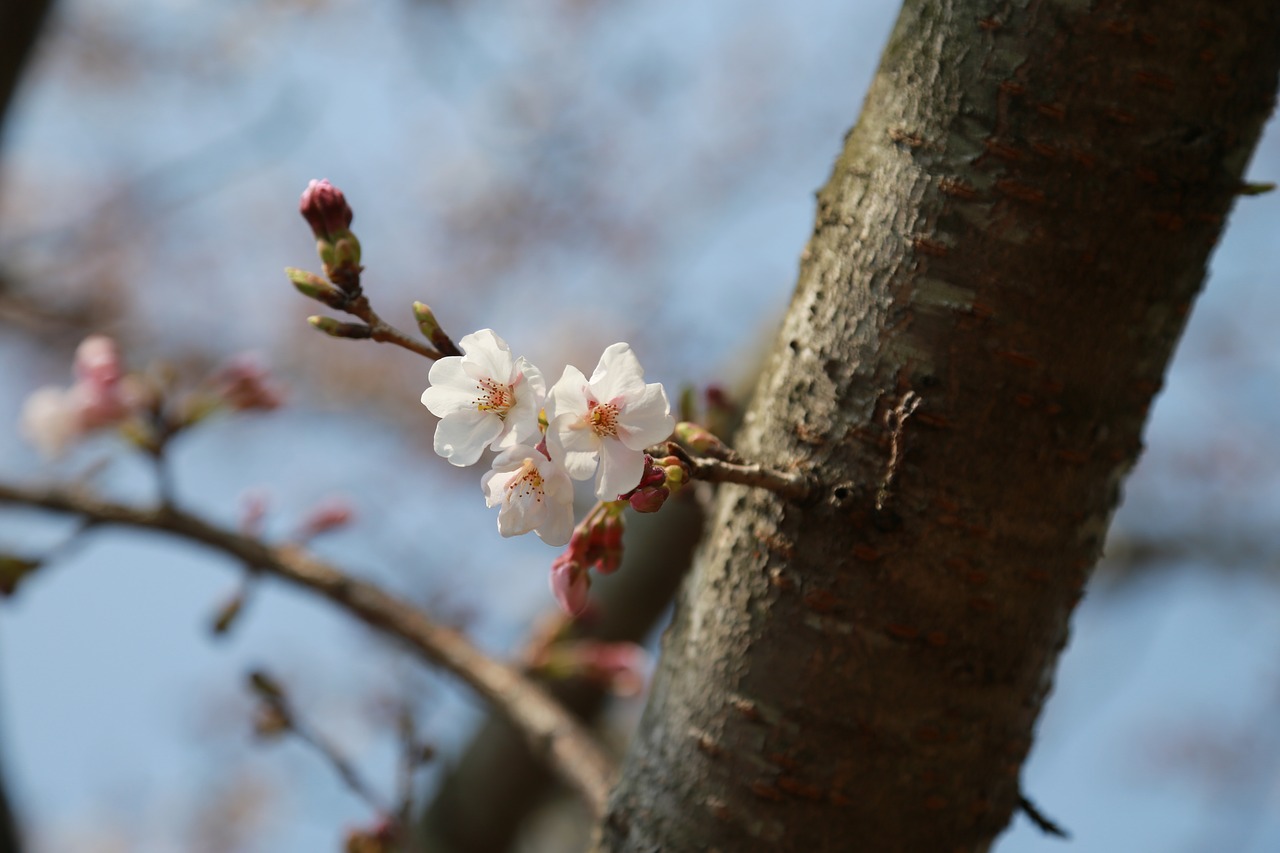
19 336 136 457
421 329 546 467
480 445 575 546
545 343 674 500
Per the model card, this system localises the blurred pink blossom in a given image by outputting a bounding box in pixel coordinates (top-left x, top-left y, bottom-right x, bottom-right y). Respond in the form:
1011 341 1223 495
215 355 284 412
19 335 137 456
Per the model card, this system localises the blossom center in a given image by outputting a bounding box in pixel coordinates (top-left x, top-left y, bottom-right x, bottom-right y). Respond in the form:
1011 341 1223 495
475 377 516 419
587 399 620 438
505 458 545 503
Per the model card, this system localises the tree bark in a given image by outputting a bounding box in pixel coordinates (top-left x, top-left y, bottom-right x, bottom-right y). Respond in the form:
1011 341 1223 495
596 2 1280 851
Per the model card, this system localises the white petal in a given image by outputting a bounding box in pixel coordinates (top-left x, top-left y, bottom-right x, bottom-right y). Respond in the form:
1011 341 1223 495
545 365 590 423
516 357 547 399
535 502 574 546
590 343 646 402
617 382 675 450
459 329 515 382
548 413 600 480
502 359 547 447
434 409 503 466
422 358 477 416
596 438 645 500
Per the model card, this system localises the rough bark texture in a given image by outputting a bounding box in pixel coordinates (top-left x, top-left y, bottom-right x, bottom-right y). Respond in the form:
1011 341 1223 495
597 2 1280 851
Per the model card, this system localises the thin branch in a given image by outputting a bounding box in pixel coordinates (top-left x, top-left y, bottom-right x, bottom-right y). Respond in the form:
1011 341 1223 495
663 443 815 502
0 481 616 816
343 294 443 361
1018 793 1070 839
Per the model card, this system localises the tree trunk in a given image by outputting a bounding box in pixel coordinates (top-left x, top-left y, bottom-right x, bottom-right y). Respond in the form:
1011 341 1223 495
596 2 1280 851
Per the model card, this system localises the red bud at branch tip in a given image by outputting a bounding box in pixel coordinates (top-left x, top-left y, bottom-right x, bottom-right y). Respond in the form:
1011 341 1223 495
299 179 353 241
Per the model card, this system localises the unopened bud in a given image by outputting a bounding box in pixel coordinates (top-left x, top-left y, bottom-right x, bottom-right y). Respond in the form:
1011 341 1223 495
628 486 669 514
330 234 362 272
299 179 353 242
211 591 246 636
247 670 285 701
674 421 738 461
550 556 591 616
297 498 354 539
411 302 462 356
286 267 348 309
308 316 372 339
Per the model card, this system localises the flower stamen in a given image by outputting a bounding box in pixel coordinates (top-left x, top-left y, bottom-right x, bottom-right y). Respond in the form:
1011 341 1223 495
587 399 620 438
476 377 516 419
506 458 546 503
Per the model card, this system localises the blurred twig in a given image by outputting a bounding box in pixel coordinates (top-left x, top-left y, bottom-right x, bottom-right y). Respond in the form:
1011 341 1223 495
0 480 617 817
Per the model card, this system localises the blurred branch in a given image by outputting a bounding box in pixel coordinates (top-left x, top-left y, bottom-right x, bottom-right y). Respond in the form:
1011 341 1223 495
0 0 55 148
0 480 616 817
0 748 21 853
421 494 704 853
247 670 391 816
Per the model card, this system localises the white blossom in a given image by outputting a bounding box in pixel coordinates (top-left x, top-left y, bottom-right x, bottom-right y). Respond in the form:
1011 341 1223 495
546 343 674 500
481 445 575 546
420 329 546 466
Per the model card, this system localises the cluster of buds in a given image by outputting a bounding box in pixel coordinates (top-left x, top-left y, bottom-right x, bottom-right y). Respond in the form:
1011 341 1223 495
213 356 285 413
299 178 362 294
619 454 689 514
17 336 286 458
548 502 626 615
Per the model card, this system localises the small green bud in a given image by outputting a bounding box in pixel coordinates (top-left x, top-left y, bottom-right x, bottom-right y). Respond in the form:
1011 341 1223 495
211 591 246 636
247 669 285 701
412 301 462 356
674 421 733 459
286 267 347 309
308 316 372 339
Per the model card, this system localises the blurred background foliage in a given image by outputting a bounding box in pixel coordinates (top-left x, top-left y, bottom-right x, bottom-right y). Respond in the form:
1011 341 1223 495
2 1 1280 850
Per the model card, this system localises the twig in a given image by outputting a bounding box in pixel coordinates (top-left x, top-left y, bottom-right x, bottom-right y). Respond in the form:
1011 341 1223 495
291 711 390 814
662 444 814 502
343 294 443 361
1018 793 1070 839
0 480 616 816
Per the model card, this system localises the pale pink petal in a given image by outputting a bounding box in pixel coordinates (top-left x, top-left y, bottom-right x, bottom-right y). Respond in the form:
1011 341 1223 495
459 329 516 382
617 382 674 450
547 414 600 480
589 343 645 401
434 408 503 466
545 365 591 424
596 438 645 500
534 501 574 546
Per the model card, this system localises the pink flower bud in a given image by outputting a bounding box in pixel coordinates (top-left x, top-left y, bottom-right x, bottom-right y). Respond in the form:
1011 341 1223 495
549 556 591 616
297 498 354 538
240 490 269 536
628 485 668 514
73 336 122 387
216 356 284 412
299 179 353 241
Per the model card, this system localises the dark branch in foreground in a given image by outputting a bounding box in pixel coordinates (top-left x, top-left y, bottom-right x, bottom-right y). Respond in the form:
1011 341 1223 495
0 481 616 817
